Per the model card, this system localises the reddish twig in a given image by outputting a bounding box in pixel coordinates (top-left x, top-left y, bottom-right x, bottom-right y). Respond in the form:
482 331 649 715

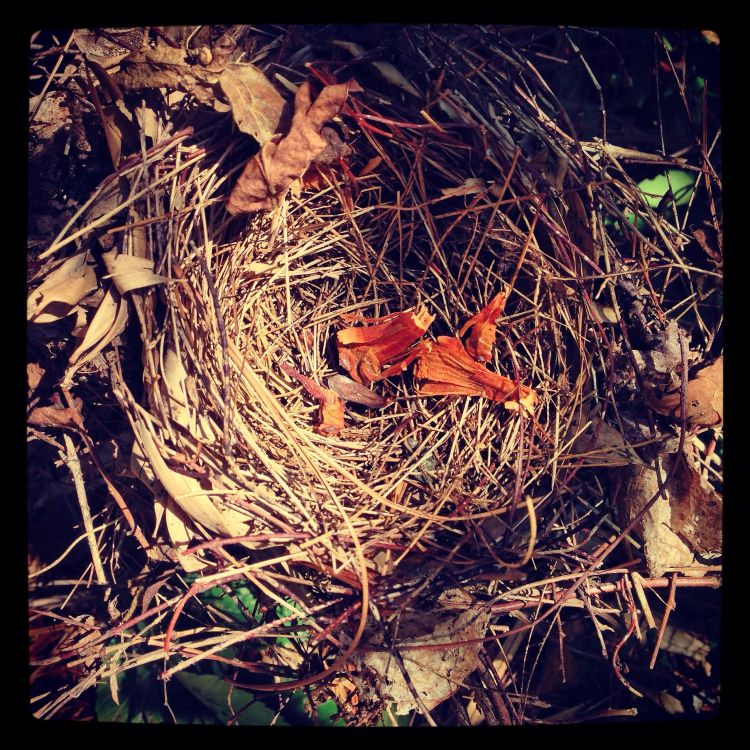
649 572 678 669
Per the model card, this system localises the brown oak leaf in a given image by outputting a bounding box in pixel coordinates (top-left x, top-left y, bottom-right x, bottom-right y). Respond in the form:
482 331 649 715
646 356 723 427
116 44 218 105
227 79 361 214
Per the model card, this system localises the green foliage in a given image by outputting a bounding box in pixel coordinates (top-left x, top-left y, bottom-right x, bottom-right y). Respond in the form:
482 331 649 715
378 705 412 726
173 672 281 725
317 698 347 727
96 666 353 726
637 170 694 208
96 665 218 724
199 581 263 624
622 169 695 229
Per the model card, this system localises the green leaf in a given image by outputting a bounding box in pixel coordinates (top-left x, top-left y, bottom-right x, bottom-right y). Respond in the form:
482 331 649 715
96 674 138 723
96 666 218 724
317 698 346 727
637 170 694 208
377 705 412 726
174 671 282 726
199 581 262 624
277 690 316 726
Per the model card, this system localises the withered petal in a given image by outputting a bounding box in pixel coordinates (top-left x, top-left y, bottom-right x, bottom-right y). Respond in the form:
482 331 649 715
459 292 506 361
414 336 536 410
336 306 434 384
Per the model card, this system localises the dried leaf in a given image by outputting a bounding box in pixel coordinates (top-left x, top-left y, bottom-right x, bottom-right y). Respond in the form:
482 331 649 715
702 30 720 45
312 126 352 164
354 606 490 714
588 300 619 325
414 336 537 412
615 448 721 576
158 343 218 444
116 44 218 105
358 155 382 177
134 421 249 537
333 40 421 97
563 190 596 261
660 624 712 675
27 252 99 324
327 374 388 408
162 496 208 573
29 91 70 145
72 28 144 61
227 80 361 214
300 163 328 191
217 63 285 144
646 356 723 427
440 178 486 199
202 33 236 72
570 414 635 468
82 175 128 228
668 451 722 556
458 292 506 361
27 363 46 396
28 402 84 431
281 364 345 436
100 103 125 168
66 285 128 369
691 226 722 263
371 60 422 98
101 251 169 294
336 306 434 384
615 459 695 577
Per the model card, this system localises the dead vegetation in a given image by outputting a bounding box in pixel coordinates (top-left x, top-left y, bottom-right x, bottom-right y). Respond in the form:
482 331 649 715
28 25 721 724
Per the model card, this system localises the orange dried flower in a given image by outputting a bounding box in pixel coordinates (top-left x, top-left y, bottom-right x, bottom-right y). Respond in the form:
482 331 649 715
280 363 345 436
413 336 537 412
458 292 506 362
336 306 434 384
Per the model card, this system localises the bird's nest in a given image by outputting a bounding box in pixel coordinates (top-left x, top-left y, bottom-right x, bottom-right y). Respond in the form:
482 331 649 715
28 25 722 724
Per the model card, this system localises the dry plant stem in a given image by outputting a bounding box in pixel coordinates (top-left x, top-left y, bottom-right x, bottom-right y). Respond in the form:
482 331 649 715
476 649 513 725
162 321 372 688
468 671 499 725
611 586 643 698
649 572 678 670
388 574 719 655
631 572 657 631
28 523 110 580
29 30 76 123
60 384 151 552
41 147 205 259
61 433 107 585
195 248 233 456
36 128 195 263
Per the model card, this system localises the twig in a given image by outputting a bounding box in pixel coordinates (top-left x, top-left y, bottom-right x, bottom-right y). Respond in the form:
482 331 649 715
194 244 233 457
649 572 678 669
61 434 107 585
